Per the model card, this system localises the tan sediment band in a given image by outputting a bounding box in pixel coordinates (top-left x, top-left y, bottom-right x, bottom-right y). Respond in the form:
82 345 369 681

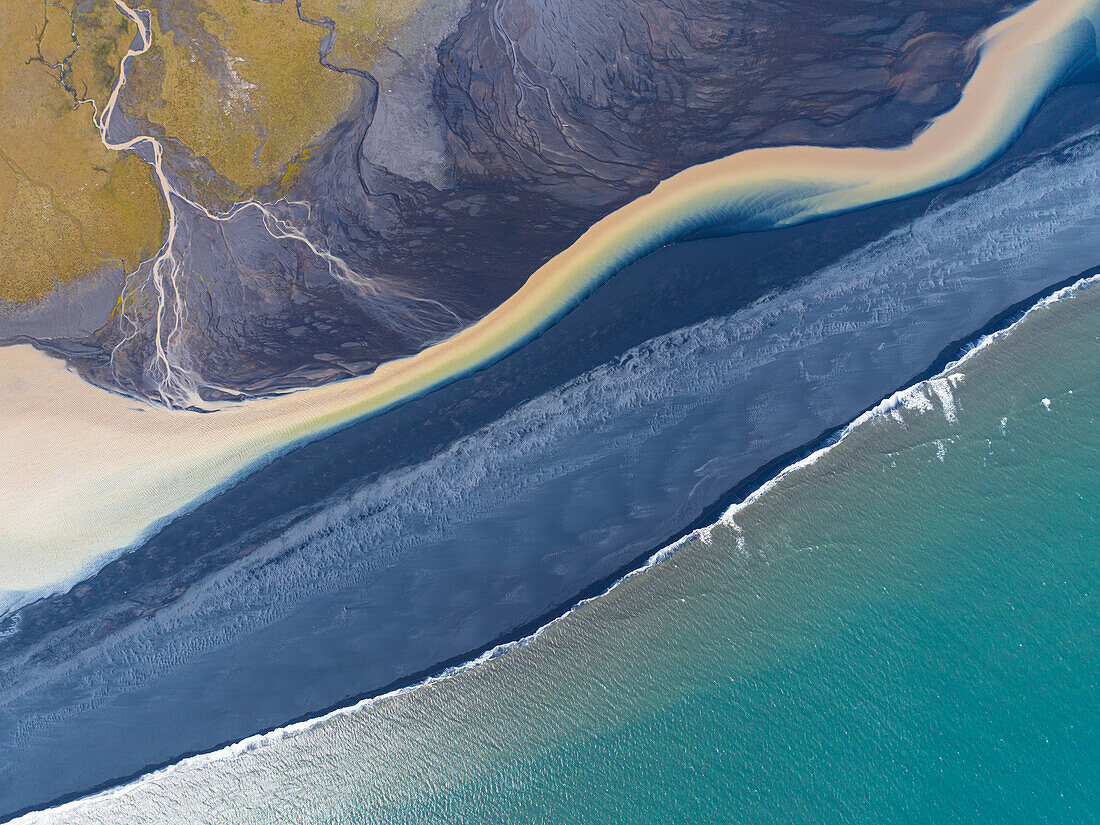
1 0 1097 598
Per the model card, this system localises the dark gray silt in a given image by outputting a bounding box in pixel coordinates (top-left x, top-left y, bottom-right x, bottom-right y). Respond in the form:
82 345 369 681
3 0 1015 399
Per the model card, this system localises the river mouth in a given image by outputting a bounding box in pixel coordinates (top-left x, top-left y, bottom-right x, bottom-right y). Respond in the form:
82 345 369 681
6 0 1100 605
4 70 1100 815
5 0 1015 404
4 0 1100 818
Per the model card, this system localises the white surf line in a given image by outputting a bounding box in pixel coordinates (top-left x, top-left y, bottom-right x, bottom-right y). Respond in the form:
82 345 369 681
16 273 1097 825
1 0 1097 605
96 1 448 407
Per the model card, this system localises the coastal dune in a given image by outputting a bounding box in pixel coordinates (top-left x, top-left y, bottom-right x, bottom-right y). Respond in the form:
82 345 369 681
1 0 1098 603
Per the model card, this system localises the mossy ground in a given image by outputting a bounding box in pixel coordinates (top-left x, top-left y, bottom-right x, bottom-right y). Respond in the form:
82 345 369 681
0 0 165 302
0 0 423 304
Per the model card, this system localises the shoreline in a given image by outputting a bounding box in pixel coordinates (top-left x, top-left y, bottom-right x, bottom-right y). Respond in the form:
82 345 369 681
12 270 1097 824
3 0 1099 601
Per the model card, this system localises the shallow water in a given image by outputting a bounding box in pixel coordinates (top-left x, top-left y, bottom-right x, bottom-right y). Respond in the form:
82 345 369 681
8 98 1100 813
25 269 1099 824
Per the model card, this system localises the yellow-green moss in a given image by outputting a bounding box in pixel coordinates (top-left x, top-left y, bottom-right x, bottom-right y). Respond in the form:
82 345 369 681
0 1 165 303
124 0 425 197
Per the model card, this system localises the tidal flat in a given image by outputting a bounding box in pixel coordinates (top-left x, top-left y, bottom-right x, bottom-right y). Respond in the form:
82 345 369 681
18 232 1099 825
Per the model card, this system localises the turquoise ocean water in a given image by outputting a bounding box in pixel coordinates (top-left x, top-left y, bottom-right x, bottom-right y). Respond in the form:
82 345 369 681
26 281 1100 823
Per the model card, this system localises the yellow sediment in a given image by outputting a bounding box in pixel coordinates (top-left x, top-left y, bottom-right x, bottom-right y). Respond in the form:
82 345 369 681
0 0 1096 598
300 0 422 71
122 0 427 200
0 0 165 302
